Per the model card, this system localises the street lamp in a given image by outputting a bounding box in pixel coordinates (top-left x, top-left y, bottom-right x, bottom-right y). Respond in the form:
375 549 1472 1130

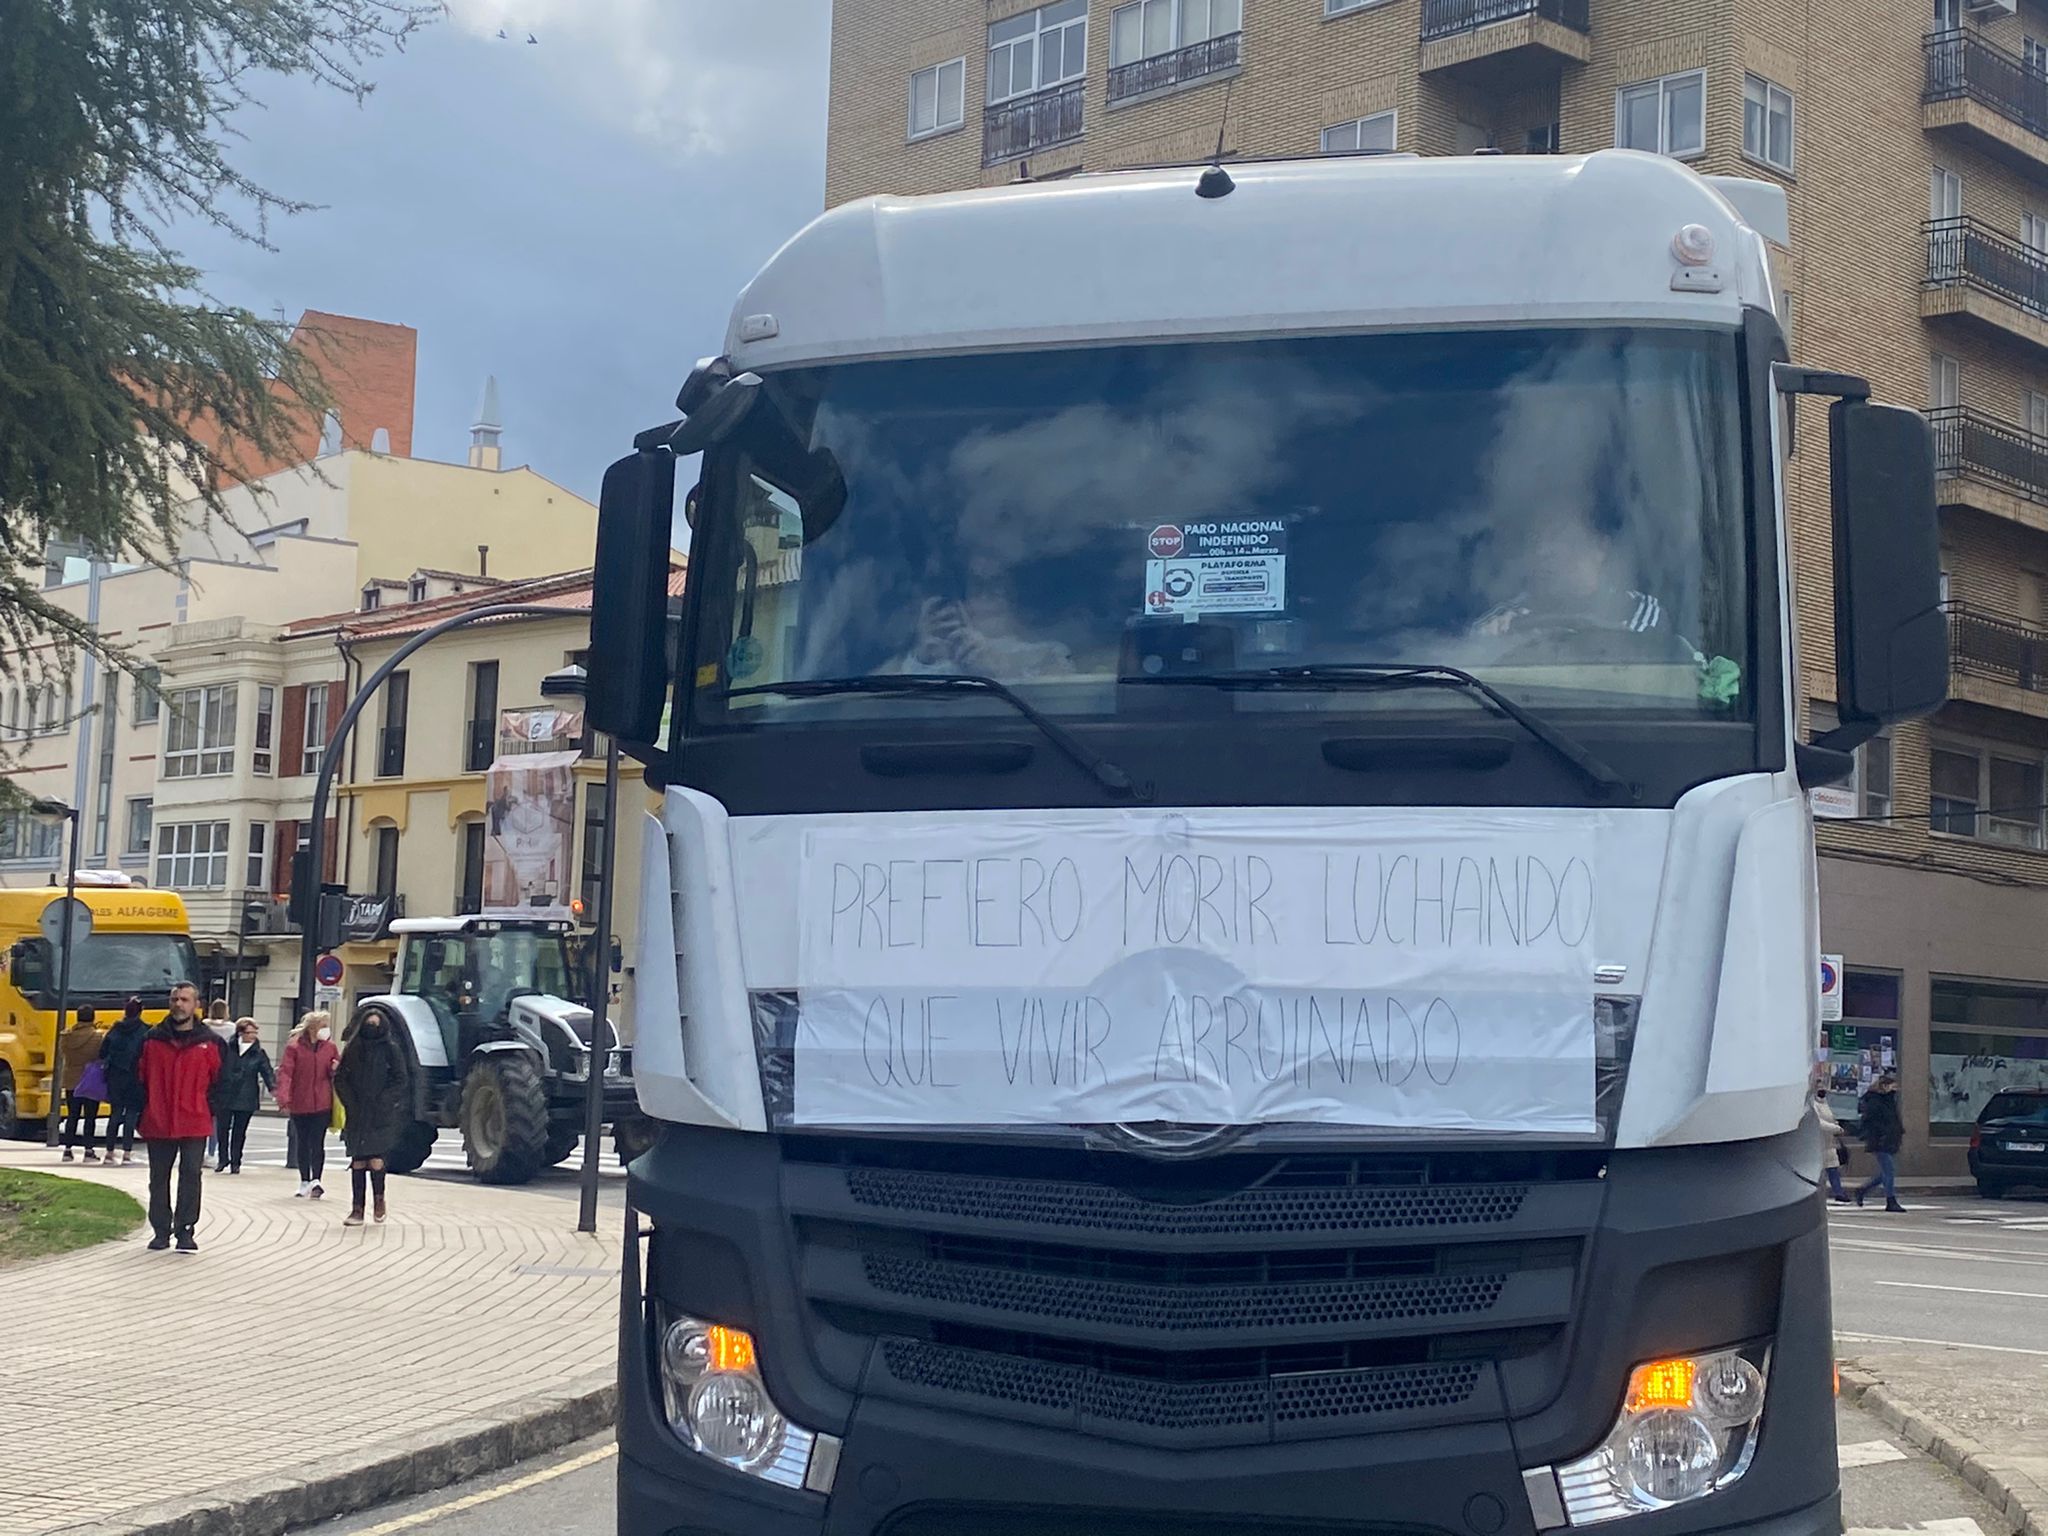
30 798 82 1149
542 664 615 1236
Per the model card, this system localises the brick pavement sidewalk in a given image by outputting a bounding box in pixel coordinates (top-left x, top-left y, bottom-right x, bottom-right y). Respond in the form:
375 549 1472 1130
0 1143 619 1536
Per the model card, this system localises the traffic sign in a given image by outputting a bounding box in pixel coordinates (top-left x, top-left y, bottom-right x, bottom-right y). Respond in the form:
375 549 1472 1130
1820 954 1843 1022
314 953 344 988
39 897 92 950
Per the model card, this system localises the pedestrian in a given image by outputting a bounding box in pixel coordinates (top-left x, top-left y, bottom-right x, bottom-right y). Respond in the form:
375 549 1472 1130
1855 1070 1907 1213
98 997 149 1165
275 1011 339 1199
210 1017 275 1174
137 982 221 1252
1814 1085 1850 1203
59 1006 102 1162
333 1008 416 1226
203 1000 232 1159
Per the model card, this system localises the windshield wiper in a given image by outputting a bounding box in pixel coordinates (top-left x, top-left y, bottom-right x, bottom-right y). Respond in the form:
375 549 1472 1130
722 674 1142 799
1123 663 1631 798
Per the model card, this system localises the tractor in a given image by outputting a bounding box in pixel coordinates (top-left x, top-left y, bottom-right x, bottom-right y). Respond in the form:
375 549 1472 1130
349 915 657 1184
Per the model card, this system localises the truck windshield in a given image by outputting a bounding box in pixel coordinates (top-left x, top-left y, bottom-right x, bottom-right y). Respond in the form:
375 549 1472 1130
689 326 1750 734
39 933 200 1004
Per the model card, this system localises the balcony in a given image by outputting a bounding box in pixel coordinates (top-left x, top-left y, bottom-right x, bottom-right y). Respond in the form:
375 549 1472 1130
983 81 1084 166
1924 218 2048 356
465 718 494 773
1931 406 2048 531
1924 30 2048 177
1418 0 1590 80
1108 32 1241 106
1948 602 2048 718
377 725 406 779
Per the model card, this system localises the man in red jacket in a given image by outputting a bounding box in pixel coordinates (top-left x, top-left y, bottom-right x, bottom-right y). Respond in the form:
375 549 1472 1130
138 982 221 1253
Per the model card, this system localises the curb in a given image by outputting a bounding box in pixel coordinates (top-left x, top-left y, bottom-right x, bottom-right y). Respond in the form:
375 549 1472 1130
44 1378 616 1536
1838 1361 2048 1536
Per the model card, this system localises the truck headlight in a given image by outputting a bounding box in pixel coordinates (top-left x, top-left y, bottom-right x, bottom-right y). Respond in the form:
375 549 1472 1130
655 1312 838 1492
1552 1348 1768 1524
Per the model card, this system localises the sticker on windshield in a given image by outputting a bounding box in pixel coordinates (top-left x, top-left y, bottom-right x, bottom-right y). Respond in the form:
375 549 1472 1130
1144 520 1287 617
727 635 765 681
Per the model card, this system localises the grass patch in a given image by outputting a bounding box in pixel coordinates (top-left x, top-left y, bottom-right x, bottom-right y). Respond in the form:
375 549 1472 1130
0 1168 142 1265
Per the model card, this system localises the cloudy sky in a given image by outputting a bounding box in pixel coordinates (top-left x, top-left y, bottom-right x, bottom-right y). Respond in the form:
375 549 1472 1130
176 0 831 502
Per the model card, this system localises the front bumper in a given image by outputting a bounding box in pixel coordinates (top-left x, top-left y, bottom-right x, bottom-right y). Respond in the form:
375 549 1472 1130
618 1126 1838 1536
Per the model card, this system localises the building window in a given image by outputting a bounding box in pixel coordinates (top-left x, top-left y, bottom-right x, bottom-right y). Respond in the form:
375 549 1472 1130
908 57 966 139
125 798 152 857
1616 70 1705 160
581 781 609 918
408 576 428 603
134 667 160 725
1862 731 1894 820
302 686 329 776
1936 0 1960 31
1526 123 1560 154
27 818 63 864
1930 738 2048 847
458 819 487 915
155 820 230 889
252 684 275 775
246 820 269 891
162 683 238 779
373 823 400 898
361 586 382 612
1111 0 1240 66
1930 978 2048 1137
1741 74 1793 173
1930 352 1960 410
1321 110 1397 155
466 660 500 773
2028 35 2048 77
1325 0 1387 13
988 0 1087 105
378 671 409 778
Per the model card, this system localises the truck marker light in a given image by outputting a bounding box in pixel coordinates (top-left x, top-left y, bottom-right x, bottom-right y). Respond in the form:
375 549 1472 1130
1671 223 1716 267
706 1324 756 1374
1625 1359 1694 1412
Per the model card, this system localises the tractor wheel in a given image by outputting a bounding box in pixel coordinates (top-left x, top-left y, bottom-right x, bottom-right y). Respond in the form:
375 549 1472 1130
543 1125 581 1167
385 1120 438 1176
613 1114 658 1165
459 1054 551 1185
0 1066 19 1140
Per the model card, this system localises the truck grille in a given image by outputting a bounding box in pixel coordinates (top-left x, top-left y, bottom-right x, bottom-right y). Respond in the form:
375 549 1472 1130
782 1142 1603 1448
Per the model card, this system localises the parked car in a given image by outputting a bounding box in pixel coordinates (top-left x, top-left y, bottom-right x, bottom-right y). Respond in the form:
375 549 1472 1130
1970 1088 2048 1198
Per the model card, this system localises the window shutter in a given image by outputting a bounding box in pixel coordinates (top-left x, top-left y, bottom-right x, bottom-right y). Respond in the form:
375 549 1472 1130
279 685 306 775
325 682 346 740
322 817 339 883
272 820 297 899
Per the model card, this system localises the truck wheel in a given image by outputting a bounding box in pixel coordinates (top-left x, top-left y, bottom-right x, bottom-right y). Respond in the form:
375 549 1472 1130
385 1121 438 1176
1977 1176 2008 1200
614 1115 658 1164
459 1054 550 1185
0 1066 18 1140
543 1125 581 1166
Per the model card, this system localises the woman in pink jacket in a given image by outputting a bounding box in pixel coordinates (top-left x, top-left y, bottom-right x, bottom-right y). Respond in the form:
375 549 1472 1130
275 1011 339 1198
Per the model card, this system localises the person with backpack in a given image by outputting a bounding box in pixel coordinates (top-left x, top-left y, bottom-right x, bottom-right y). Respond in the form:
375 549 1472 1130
98 997 150 1165
210 1017 276 1174
275 1011 339 1198
1855 1070 1907 1213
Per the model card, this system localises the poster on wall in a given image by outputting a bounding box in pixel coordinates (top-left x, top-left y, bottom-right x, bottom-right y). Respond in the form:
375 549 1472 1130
483 708 583 917
1824 1023 1898 1121
1929 1032 2048 1133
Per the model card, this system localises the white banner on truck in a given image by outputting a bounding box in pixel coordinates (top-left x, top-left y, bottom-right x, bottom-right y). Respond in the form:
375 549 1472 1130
791 810 1601 1133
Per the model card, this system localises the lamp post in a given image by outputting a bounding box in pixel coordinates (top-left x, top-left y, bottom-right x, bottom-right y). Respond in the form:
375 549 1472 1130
31 799 82 1148
542 665 614 1236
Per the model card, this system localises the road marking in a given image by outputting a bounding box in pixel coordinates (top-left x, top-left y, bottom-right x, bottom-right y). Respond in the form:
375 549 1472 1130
346 1442 617 1535
1833 1238 2048 1270
1838 1329 2048 1359
1844 1521 1984 1536
1876 1279 2048 1301
1839 1439 1909 1469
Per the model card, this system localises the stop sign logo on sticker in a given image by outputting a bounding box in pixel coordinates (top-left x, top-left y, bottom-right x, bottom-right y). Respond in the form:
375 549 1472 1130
1148 524 1185 558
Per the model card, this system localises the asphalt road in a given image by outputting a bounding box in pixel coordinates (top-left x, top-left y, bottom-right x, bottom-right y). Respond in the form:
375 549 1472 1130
316 1398 2005 1536
229 1115 630 1201
1828 1187 2048 1358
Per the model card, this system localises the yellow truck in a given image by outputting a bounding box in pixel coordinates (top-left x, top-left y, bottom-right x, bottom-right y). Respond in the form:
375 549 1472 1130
0 881 198 1136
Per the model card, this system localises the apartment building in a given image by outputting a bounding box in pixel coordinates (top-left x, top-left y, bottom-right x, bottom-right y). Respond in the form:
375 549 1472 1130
300 566 688 1037
823 0 2048 1170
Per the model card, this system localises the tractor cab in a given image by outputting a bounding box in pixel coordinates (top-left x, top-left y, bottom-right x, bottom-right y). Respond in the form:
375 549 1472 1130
397 917 584 1065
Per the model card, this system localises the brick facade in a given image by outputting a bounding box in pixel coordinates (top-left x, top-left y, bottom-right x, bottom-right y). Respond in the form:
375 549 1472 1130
826 0 2048 1168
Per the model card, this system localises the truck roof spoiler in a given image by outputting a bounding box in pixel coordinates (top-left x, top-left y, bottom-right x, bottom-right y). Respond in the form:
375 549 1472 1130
1705 175 1789 248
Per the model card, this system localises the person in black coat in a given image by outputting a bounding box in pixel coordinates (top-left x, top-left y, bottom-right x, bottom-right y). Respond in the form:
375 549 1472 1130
98 997 150 1164
333 1008 417 1226
1855 1071 1907 1213
210 1017 276 1174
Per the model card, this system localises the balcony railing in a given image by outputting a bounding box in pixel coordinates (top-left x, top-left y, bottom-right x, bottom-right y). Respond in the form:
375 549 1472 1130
1949 602 2048 696
377 725 406 779
1107 31 1241 103
983 81 1084 166
1925 29 2048 142
1420 0 1589 41
1927 216 2048 321
464 718 494 773
1929 406 2048 505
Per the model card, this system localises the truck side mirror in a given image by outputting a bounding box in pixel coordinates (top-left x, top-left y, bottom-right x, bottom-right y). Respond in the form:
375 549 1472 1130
1828 399 1948 728
589 447 677 747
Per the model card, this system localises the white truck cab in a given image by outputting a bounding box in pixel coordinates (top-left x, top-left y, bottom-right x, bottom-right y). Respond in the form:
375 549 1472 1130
587 151 1946 1536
